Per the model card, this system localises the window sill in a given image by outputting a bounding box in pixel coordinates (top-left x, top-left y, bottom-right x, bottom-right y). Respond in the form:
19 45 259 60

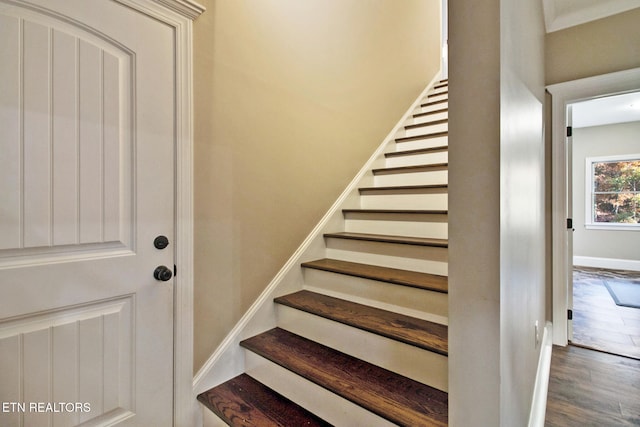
585 223 640 231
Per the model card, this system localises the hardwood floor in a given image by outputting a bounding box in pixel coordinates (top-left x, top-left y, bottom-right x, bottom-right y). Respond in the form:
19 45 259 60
572 267 640 359
545 345 640 426
545 268 640 426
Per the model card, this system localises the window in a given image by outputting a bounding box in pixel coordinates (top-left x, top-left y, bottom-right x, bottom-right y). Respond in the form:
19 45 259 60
585 154 640 229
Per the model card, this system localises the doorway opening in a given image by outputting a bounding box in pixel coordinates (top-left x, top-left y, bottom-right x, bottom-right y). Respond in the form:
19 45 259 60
568 92 640 359
548 68 640 349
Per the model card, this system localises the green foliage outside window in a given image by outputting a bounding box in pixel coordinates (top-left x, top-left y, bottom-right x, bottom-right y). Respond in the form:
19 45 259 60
592 159 640 224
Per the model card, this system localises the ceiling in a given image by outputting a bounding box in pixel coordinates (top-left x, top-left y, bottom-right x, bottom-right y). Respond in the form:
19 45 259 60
542 0 640 32
573 91 640 128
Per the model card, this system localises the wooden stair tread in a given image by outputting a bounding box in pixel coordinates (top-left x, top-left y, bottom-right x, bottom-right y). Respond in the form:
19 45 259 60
342 208 447 215
359 183 448 194
428 91 448 98
413 107 448 119
385 146 448 158
406 118 448 130
372 163 448 175
240 328 448 427
275 290 448 354
420 98 448 108
323 231 448 247
396 131 448 143
301 258 448 293
197 373 332 427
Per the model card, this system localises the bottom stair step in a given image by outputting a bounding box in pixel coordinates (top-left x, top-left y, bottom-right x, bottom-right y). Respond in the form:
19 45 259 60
197 373 332 427
241 328 448 427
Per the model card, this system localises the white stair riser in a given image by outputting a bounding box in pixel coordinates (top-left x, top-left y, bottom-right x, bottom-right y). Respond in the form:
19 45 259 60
385 151 448 168
395 135 448 151
276 306 449 391
396 122 448 138
360 193 448 210
244 352 397 427
415 101 448 114
202 404 227 427
374 169 448 186
345 217 448 239
387 139 449 157
325 243 448 276
432 86 448 95
392 139 448 153
302 268 448 319
405 112 448 126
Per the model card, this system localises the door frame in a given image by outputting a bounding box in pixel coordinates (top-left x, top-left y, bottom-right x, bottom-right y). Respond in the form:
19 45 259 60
547 67 640 346
114 0 204 425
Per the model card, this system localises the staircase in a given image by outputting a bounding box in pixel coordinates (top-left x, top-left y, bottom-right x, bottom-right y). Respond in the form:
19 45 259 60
198 79 450 426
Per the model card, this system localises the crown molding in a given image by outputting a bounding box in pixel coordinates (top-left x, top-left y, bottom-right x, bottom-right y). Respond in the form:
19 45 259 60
152 0 205 20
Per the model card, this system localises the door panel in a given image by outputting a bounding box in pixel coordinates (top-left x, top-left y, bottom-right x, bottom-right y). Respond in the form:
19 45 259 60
0 13 21 250
0 1 175 425
0 296 134 426
0 8 134 265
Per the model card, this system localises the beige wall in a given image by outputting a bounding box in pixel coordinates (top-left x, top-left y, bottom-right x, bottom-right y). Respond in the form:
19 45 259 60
498 0 546 423
192 0 441 373
449 0 546 424
546 8 640 85
448 0 501 423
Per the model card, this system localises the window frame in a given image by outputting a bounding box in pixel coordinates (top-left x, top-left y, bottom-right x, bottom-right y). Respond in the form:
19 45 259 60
584 153 640 231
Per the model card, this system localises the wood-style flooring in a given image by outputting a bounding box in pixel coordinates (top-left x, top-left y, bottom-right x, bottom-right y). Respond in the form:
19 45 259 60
572 267 640 359
545 344 640 426
545 267 640 426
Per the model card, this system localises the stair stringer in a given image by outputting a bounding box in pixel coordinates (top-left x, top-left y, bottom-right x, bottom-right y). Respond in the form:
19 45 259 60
192 73 443 395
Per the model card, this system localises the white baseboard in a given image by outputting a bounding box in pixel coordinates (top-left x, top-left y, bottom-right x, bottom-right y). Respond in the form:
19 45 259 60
528 321 553 427
574 256 640 272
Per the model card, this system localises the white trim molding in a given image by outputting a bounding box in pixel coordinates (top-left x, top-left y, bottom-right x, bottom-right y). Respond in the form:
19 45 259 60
547 67 640 346
153 0 205 20
528 321 553 427
115 1 204 426
584 224 640 231
574 256 640 271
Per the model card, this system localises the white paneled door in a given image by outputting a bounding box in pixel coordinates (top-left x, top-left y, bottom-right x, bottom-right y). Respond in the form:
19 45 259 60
0 1 176 425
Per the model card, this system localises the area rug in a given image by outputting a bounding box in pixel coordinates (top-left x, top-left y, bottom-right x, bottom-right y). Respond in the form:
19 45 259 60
604 280 640 309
